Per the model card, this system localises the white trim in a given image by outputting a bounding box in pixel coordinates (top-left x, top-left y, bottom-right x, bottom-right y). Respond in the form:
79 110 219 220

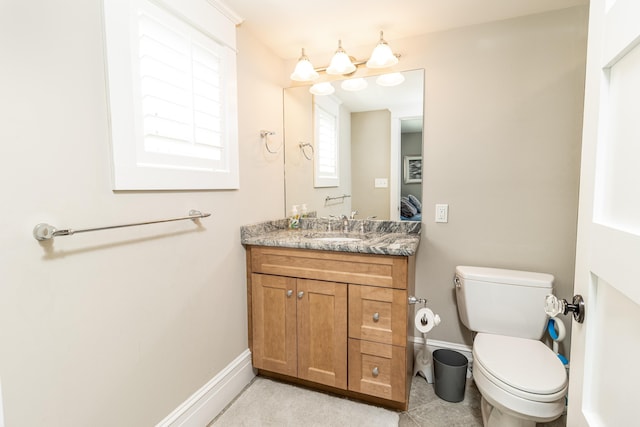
389 116 400 220
0 378 4 427
410 337 473 355
313 96 341 188
206 0 244 25
103 0 240 190
156 349 255 427
411 337 474 376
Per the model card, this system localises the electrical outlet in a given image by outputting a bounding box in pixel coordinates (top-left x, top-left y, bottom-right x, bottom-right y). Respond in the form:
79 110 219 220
435 204 449 223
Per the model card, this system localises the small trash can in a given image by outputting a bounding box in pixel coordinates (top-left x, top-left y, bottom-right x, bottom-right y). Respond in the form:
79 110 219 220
433 349 468 402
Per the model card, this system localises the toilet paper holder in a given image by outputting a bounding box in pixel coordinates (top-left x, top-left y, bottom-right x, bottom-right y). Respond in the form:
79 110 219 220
408 296 429 325
408 296 427 306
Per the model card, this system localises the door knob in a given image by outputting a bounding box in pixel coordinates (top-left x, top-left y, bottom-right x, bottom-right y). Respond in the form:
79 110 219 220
286 290 293 298
297 291 304 299
373 312 380 322
372 367 379 377
544 294 585 323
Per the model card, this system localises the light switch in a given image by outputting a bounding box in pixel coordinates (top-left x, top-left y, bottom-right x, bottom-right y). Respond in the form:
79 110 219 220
435 204 448 223
375 178 388 188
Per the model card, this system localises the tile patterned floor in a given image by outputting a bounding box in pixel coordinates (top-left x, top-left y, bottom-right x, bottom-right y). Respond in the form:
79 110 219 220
402 375 567 427
211 374 567 426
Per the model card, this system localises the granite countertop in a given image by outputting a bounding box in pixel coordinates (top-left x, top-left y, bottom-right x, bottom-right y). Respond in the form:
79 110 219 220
240 218 421 256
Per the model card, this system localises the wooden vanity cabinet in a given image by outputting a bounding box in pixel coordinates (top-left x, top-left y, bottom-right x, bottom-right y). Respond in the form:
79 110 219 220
246 245 415 410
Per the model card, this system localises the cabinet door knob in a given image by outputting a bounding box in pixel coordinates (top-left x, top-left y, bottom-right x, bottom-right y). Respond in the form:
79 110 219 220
372 312 380 322
372 367 379 377
297 291 304 299
286 290 293 298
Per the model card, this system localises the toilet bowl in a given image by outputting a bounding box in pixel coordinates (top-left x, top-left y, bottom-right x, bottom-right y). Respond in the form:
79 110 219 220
454 266 568 427
473 333 567 427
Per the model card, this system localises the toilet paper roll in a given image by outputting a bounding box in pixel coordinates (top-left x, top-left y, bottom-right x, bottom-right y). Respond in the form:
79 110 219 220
415 308 440 333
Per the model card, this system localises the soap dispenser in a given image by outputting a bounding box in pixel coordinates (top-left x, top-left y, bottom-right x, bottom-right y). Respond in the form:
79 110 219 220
289 205 300 229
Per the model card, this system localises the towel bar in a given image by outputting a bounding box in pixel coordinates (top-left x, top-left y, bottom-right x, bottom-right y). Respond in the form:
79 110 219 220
33 210 210 241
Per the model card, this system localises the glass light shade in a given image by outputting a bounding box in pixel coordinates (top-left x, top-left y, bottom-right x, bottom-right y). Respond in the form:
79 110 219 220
341 78 368 91
290 49 319 81
326 41 356 75
366 43 398 68
376 72 405 87
309 82 335 96
366 31 398 69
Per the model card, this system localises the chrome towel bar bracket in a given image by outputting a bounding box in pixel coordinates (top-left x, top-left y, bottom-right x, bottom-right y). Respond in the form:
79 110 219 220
33 210 211 241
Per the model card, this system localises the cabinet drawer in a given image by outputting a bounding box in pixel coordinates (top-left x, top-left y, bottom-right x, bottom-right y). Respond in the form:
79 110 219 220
348 339 406 403
349 285 407 346
249 246 407 289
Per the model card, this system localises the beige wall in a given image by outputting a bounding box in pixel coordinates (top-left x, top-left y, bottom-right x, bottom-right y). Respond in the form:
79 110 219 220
394 7 587 354
0 1 284 426
351 110 391 220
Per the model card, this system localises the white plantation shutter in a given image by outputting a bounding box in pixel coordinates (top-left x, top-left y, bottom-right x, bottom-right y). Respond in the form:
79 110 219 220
314 96 340 187
103 0 240 190
138 11 223 161
316 107 337 177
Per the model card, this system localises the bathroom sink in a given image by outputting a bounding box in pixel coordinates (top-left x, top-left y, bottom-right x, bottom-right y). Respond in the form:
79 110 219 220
312 236 362 242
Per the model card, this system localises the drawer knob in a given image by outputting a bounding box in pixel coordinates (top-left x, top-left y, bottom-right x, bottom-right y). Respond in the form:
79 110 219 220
286 290 293 298
372 312 380 322
297 291 304 299
372 367 379 377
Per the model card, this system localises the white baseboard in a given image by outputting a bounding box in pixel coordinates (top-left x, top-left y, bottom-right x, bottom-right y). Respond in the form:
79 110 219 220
411 337 474 376
156 349 255 427
156 340 471 426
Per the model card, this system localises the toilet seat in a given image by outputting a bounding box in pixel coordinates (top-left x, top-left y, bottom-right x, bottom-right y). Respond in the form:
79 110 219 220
473 333 567 402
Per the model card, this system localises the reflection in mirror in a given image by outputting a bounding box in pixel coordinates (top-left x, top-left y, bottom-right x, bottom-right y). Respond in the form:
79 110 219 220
284 69 424 221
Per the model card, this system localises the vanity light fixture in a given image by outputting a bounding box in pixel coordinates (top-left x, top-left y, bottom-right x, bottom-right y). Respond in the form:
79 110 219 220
341 77 368 92
290 31 401 91
376 72 405 87
326 40 357 75
290 48 319 82
366 31 399 69
309 81 335 96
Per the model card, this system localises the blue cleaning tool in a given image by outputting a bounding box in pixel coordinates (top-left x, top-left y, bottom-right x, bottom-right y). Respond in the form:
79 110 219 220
547 318 569 365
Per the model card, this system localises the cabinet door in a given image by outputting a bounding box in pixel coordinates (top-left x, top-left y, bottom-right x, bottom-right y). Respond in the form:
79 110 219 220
297 279 348 389
251 274 297 377
349 285 407 346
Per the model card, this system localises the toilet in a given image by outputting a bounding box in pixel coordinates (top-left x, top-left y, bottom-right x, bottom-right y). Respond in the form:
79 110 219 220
454 266 568 427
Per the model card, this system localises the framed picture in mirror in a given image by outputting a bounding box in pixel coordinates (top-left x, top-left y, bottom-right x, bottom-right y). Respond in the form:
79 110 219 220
404 156 422 184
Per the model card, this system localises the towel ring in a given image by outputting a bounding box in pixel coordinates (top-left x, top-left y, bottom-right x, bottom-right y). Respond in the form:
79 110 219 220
260 130 282 154
299 142 314 160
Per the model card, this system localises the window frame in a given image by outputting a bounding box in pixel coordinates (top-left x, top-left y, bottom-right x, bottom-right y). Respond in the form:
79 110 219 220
313 95 341 188
102 0 241 190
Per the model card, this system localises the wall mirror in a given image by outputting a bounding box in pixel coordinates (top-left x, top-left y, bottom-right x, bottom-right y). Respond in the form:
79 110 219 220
284 69 424 221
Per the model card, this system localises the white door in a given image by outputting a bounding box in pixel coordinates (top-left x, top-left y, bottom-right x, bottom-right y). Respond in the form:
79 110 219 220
568 0 640 425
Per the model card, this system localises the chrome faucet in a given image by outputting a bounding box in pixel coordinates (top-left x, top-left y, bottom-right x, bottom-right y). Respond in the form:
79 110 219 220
350 210 358 219
340 214 350 233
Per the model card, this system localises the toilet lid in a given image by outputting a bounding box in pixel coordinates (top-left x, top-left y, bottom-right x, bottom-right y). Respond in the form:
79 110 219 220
473 333 567 395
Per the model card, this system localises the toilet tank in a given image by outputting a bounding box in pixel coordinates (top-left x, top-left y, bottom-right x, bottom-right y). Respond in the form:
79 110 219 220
455 266 554 340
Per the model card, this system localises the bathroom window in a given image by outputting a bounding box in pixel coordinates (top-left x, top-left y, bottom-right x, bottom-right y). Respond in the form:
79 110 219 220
313 96 340 187
103 0 240 190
